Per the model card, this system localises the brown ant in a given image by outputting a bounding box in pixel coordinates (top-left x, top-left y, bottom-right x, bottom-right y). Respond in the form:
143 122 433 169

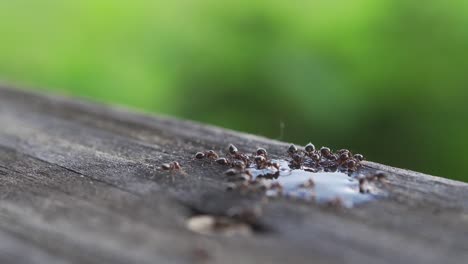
320 147 335 160
319 160 339 172
205 150 219 159
288 144 298 155
338 151 351 163
232 160 246 170
305 142 315 153
346 159 359 171
160 161 187 178
253 155 281 172
226 144 251 165
320 146 331 156
336 149 350 155
290 153 303 168
225 165 252 176
225 168 239 176
226 173 251 182
161 161 181 171
225 166 252 183
215 157 230 165
194 150 219 160
228 144 238 154
254 155 267 168
256 147 268 157
256 170 280 180
195 152 205 159
354 154 364 161
310 152 321 163
268 161 280 170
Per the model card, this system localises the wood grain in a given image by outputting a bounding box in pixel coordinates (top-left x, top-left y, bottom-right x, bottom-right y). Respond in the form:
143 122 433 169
0 86 467 264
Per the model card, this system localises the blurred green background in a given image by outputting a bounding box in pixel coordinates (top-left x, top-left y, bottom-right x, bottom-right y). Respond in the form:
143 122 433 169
1 1 467 181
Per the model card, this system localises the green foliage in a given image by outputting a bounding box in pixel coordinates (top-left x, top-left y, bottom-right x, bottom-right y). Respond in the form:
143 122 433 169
1 0 467 180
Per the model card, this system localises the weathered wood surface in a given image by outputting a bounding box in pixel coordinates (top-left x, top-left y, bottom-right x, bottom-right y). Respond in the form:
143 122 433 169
0 86 467 264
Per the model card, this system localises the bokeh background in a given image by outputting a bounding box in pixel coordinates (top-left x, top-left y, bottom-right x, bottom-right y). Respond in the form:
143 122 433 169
1 1 467 181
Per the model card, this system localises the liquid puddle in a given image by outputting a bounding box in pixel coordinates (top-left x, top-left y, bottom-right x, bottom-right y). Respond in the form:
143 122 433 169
247 160 382 207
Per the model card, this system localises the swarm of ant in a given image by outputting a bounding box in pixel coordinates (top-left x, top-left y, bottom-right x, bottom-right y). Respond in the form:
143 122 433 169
195 143 364 177
195 143 387 207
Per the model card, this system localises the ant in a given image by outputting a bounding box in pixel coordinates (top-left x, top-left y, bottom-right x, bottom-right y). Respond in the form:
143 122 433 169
304 143 320 162
254 155 267 168
161 161 181 171
253 155 280 171
194 150 219 160
345 158 361 171
225 168 239 176
288 144 299 155
354 154 364 161
310 152 321 163
338 150 351 162
226 144 251 165
290 153 303 168
225 168 252 183
268 161 281 170
215 157 230 165
256 147 268 157
304 142 315 153
228 144 238 155
226 173 251 183
160 161 187 178
320 147 336 160
232 160 246 170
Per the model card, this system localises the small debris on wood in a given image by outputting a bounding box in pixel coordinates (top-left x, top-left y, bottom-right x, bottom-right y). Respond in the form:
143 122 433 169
186 215 252 236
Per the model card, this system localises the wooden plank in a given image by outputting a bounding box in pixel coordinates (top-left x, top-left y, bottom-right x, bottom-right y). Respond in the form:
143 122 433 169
0 85 467 264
